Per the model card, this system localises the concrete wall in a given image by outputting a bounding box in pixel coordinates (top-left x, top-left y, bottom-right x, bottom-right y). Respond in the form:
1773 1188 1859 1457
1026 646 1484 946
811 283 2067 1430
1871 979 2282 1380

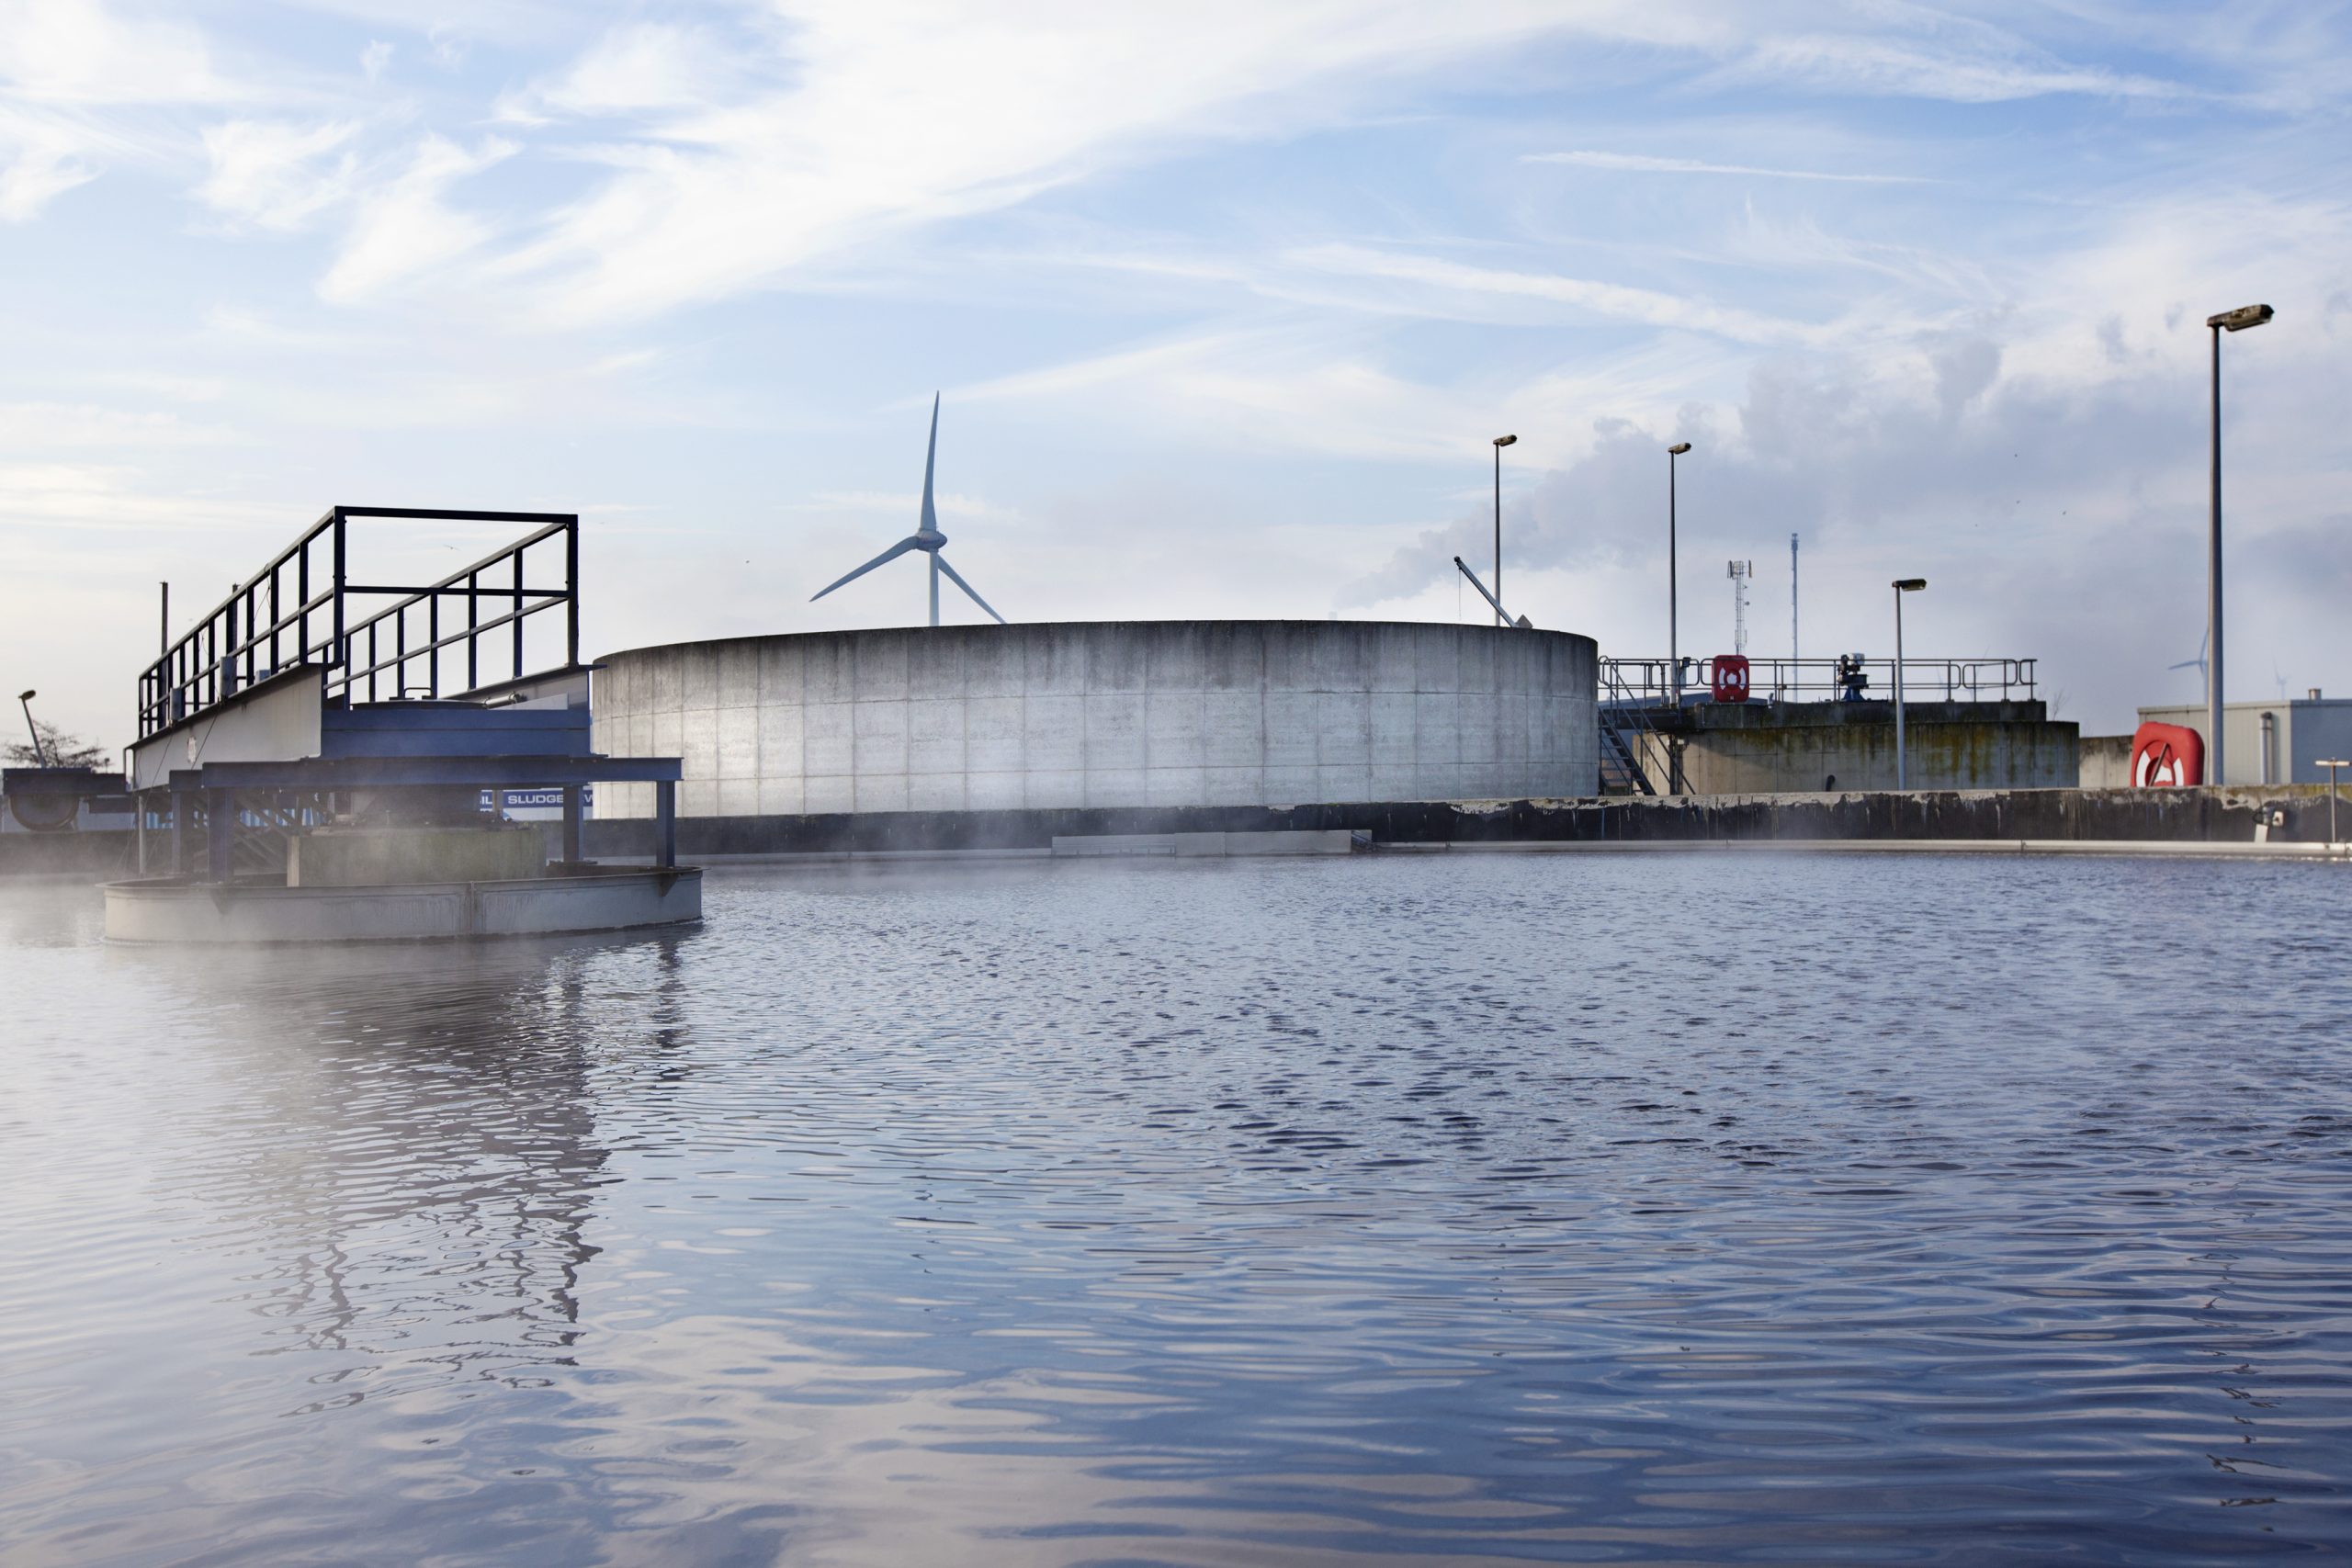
2080 733 2133 789
1639 700 2078 794
580 784 2351 860
593 621 1598 818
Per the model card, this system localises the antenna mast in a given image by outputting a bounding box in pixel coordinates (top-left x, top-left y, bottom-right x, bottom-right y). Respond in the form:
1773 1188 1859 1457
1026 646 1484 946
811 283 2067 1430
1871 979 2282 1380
1789 534 1799 669
1728 559 1753 656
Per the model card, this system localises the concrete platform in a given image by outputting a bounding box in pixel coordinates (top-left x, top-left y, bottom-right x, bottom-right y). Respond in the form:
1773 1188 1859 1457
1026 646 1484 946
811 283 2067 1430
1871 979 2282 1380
104 866 702 944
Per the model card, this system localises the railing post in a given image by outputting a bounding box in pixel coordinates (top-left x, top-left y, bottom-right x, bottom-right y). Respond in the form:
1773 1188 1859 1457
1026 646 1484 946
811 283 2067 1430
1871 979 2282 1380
207 790 233 883
512 548 525 682
566 518 580 669
561 784 582 864
332 508 347 694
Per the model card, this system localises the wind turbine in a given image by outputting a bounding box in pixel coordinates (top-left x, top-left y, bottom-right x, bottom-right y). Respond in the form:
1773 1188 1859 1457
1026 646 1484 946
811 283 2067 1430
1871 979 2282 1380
2167 627 2208 690
809 393 1005 628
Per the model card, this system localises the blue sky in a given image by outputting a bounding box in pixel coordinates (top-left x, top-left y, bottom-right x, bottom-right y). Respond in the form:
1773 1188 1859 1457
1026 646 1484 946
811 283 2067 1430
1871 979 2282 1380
4 0 2348 749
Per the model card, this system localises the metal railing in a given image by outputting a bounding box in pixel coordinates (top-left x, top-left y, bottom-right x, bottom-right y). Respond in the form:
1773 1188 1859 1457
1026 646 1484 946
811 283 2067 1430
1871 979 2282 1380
1597 660 1662 795
1601 655 2037 706
138 506 579 739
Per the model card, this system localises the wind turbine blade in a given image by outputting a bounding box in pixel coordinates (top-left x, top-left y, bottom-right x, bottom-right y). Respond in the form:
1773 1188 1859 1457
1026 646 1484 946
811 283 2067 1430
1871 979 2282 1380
808 536 923 601
933 552 1005 625
920 392 940 536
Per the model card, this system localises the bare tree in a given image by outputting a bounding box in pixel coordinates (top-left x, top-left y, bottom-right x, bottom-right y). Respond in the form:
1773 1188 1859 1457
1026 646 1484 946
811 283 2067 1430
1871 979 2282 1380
6 720 112 771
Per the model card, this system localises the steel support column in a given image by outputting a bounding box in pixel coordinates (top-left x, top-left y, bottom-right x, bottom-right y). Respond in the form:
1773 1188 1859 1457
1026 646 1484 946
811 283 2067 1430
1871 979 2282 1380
561 784 582 864
207 790 234 883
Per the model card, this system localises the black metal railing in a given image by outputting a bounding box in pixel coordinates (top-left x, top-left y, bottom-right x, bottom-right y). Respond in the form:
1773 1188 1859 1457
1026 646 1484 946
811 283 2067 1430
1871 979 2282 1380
138 506 579 739
1601 655 2037 707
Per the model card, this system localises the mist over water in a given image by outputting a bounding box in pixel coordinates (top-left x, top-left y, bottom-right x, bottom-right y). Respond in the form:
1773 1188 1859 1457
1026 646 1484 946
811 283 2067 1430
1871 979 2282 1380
3 854 2349 1564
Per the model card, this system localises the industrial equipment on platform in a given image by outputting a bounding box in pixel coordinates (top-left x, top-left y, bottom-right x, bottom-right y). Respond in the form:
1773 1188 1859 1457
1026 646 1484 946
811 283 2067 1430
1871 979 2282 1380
106 506 699 943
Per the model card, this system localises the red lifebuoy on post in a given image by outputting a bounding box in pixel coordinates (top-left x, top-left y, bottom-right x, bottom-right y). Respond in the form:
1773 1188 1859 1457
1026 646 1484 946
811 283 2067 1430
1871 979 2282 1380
2129 722 2203 787
1711 655 1751 703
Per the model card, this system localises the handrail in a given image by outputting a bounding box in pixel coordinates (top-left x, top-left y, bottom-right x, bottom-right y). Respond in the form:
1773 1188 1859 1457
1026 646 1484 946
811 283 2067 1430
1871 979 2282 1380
1600 654 2037 706
137 506 581 739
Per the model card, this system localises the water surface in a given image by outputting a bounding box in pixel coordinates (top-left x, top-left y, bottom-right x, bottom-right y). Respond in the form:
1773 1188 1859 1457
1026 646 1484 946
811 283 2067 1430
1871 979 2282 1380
4 852 2349 1564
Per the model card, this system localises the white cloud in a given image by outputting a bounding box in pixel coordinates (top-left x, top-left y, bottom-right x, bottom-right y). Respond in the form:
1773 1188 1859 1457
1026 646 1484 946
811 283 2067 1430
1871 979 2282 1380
360 39 392 81
1736 32 2188 103
0 402 235 447
1524 149 1925 183
495 21 741 122
0 109 100 219
1286 243 1836 346
319 133 517 302
198 118 359 231
0 0 228 105
0 0 240 219
481 1 1650 322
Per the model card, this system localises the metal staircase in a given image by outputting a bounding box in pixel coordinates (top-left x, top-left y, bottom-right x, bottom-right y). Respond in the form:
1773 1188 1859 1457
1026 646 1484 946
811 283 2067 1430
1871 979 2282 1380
1598 663 1665 796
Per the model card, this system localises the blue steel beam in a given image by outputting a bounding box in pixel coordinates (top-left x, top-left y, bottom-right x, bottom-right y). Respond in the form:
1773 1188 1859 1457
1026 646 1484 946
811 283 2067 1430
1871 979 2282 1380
172 754 681 791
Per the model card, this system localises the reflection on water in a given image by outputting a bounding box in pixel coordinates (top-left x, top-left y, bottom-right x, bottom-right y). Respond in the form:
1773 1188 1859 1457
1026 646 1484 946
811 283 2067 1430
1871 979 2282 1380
3 854 2349 1564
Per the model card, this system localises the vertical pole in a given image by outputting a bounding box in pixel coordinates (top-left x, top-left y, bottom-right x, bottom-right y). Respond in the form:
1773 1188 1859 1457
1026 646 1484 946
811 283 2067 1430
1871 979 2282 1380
2209 323 2225 787
929 551 940 628
654 779 677 868
332 510 347 694
512 548 526 682
160 581 169 658
1789 533 1798 679
1894 590 1906 791
1668 453 1679 699
2331 762 2340 845
565 519 580 668
172 785 191 875
207 790 233 883
561 784 582 865
1493 443 1503 627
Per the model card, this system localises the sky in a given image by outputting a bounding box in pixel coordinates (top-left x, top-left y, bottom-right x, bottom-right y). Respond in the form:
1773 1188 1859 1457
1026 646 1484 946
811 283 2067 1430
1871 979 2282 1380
3 0 2349 753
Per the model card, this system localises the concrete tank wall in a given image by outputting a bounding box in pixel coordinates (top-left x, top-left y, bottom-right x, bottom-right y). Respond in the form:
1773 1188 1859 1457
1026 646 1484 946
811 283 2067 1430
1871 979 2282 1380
593 621 1598 818
1634 699 2079 794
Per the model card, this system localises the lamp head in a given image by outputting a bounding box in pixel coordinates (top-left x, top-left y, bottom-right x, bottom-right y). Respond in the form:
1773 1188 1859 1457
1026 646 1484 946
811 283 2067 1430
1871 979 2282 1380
1668 442 1691 455
2207 303 2274 332
1894 578 1927 592
1492 434 1517 447
16 689 32 702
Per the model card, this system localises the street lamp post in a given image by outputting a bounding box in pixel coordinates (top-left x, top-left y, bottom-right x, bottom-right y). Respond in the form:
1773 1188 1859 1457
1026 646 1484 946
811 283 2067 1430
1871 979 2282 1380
1491 434 1517 629
1892 581 1926 789
2321 758 2351 847
2205 302 2273 785
1668 443 1690 703
16 689 46 767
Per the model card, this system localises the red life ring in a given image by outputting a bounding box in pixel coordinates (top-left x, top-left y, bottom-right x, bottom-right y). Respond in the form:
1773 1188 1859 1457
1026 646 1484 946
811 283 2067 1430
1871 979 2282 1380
1711 655 1751 703
2129 721 2203 787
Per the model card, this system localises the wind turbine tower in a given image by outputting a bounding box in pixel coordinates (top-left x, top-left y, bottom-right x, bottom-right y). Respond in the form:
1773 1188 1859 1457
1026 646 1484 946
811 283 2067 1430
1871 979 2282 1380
809 394 1006 628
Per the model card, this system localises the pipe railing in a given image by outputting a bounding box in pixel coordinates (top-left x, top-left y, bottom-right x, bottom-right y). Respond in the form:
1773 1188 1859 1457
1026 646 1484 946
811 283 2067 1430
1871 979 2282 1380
138 507 580 739
1602 655 2037 707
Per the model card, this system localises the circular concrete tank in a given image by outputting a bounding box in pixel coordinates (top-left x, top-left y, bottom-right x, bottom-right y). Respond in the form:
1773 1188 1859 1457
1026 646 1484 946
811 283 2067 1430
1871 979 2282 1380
592 621 1597 818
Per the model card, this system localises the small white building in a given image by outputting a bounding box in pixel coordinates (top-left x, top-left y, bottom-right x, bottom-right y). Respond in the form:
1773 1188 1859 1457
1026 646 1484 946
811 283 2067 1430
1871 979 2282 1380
2137 693 2352 785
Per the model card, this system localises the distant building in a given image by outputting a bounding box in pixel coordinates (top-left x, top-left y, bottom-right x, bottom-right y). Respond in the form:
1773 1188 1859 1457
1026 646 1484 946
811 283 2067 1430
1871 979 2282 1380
2135 694 2352 785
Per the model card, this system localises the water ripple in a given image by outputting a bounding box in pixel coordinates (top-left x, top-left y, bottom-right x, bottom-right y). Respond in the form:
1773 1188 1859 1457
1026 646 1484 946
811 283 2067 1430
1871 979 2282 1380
3 854 2349 1563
